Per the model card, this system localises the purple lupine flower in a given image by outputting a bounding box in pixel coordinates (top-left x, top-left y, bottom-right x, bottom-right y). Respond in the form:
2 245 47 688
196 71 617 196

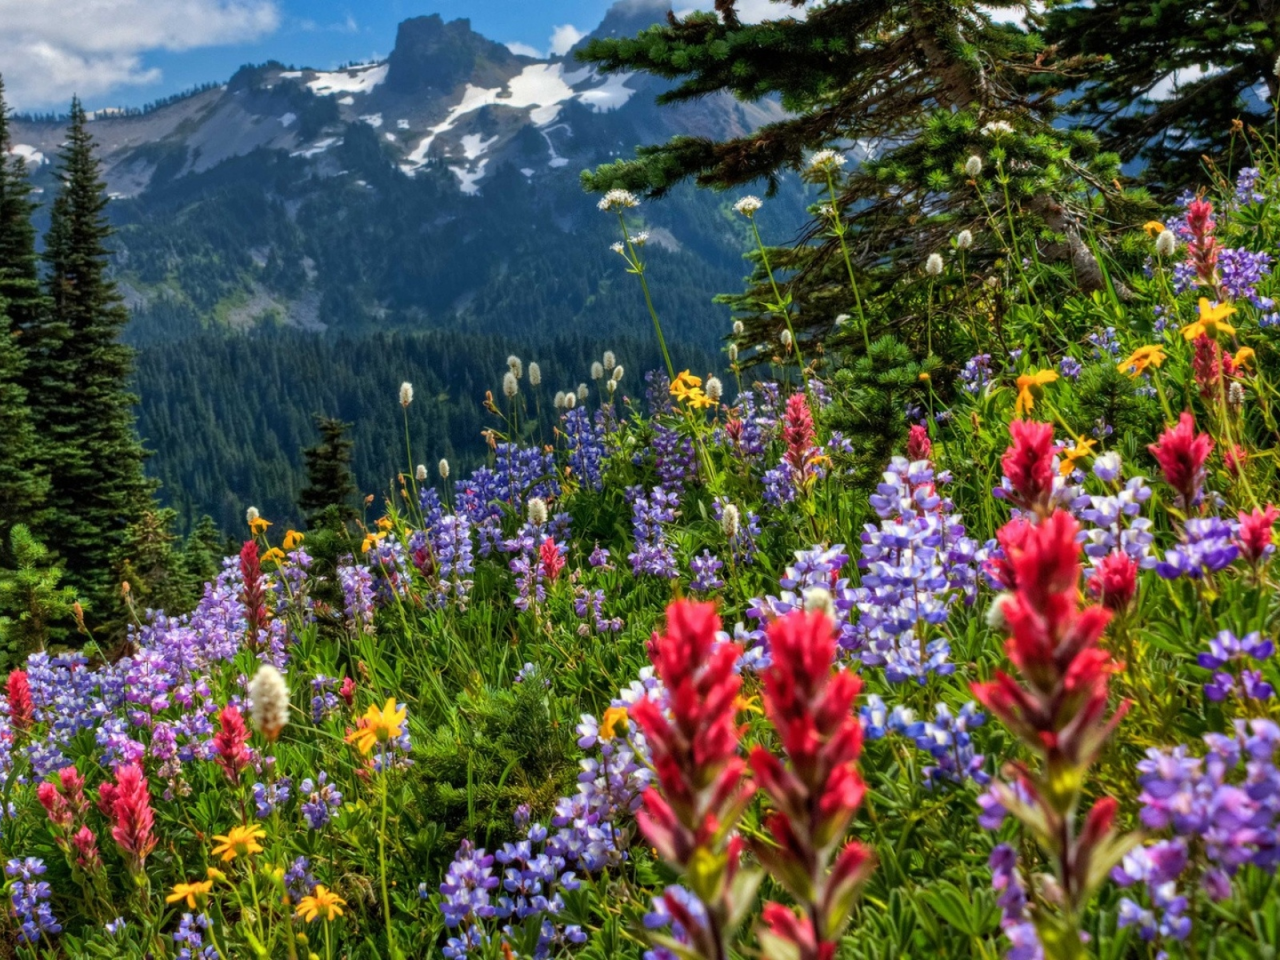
858 695 918 741
989 845 1043 960
1218 247 1272 304
285 856 315 902
563 406 607 491
1156 517 1239 579
439 841 499 928
911 702 989 788
959 354 993 394
6 858 59 943
649 424 698 491
1059 356 1082 379
432 514 475 609
1088 327 1121 358
1198 630 1275 702
251 777 291 818
644 370 674 416
300 772 343 830
337 562 376 635
628 486 679 578
1235 167 1265 206
689 551 725 593
173 912 215 960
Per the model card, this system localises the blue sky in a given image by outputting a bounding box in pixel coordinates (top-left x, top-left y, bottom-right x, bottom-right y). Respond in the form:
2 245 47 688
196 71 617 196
0 0 621 112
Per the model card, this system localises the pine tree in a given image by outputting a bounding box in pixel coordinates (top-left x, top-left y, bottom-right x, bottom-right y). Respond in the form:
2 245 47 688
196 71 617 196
0 76 49 540
299 415 359 529
1046 0 1277 186
26 98 152 615
0 524 80 667
579 0 1132 359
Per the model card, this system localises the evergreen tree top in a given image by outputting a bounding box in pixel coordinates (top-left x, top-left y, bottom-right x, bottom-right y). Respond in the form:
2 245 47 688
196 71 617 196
1047 0 1277 186
579 0 1059 196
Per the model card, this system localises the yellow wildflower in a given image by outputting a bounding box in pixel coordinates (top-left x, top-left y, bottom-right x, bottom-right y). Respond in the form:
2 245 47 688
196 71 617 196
248 516 272 536
283 530 304 550
261 547 286 565
668 370 703 402
296 885 346 923
360 531 385 554
376 516 393 532
733 694 763 716
1233 346 1256 370
1182 298 1237 340
685 389 715 410
1059 437 1097 476
207 867 228 883
1142 220 1167 238
166 880 213 909
210 824 266 862
599 706 629 741
1117 344 1167 377
345 698 407 755
1014 369 1058 418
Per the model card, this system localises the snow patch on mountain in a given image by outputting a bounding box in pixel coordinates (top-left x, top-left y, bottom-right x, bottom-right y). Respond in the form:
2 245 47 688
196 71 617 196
290 137 341 158
450 158 489 195
460 133 499 160
360 113 384 128
280 112 297 127
399 62 636 180
307 63 388 97
8 144 45 166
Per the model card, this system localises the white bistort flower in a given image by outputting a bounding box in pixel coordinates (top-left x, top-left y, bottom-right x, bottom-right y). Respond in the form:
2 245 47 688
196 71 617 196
591 361 604 380
734 195 763 217
415 464 428 482
780 329 793 348
528 362 541 387
925 253 944 276
808 148 847 173
705 376 723 402
248 665 290 742
603 350 617 371
965 155 983 177
399 382 414 407
611 366 624 383
981 120 1015 137
733 320 745 336
956 229 974 250
439 458 450 480
503 371 519 399
720 503 740 540
1155 229 1177 258
577 383 589 401
527 497 548 527
507 355 523 379
246 506 260 524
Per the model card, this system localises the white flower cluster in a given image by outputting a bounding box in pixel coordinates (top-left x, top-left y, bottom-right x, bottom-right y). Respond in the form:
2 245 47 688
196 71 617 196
598 188 640 211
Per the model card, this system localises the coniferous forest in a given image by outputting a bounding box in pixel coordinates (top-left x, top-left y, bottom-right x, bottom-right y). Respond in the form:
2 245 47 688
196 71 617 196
5 0 1280 958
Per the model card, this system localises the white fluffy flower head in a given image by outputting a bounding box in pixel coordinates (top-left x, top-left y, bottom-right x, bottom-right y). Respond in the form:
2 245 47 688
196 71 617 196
611 365 624 383
438 458 450 480
925 252 944 276
1155 229 1177 258
248 665 290 742
964 155 983 177
528 362 542 387
246 506 260 524
981 120 1015 137
808 149 847 173
503 371 519 399
415 464 428 482
399 381 414 407
705 376 723 402
603 350 617 371
507 355 523 379
527 497 548 527
734 195 763 217
598 188 639 212
591 361 604 380
956 229 974 250
803 586 836 621
720 503 741 540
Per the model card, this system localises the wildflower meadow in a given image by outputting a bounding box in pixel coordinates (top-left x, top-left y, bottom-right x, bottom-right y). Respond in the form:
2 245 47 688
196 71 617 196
10 122 1280 960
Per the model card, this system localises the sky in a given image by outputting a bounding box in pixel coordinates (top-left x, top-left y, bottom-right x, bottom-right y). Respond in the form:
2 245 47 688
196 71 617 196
0 0 624 112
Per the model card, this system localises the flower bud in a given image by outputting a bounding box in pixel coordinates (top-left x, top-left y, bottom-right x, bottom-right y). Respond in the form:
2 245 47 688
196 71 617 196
780 329 793 348
612 365 624 382
438 458 450 480
733 320 745 336
528 362 541 387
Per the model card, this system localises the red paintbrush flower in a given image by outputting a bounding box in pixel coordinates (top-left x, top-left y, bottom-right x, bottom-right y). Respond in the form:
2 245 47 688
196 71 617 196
339 676 356 707
240 540 268 648
907 424 931 462
72 826 101 871
630 600 756 960
1148 412 1213 510
1236 505 1279 566
1224 443 1248 476
213 704 251 786
1192 335 1222 398
104 764 156 873
783 392 818 482
539 538 565 582
1185 198 1219 289
1087 551 1138 613
750 611 874 957
7 670 33 733
972 509 1132 926
999 420 1056 515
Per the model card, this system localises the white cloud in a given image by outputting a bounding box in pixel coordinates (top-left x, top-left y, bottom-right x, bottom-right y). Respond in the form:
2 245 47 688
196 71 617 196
505 41 545 58
549 24 586 56
0 0 280 109
505 23 588 61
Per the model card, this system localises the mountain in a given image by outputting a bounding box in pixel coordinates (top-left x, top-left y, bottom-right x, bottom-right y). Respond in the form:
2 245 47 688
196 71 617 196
8 2 794 346
4 1 805 530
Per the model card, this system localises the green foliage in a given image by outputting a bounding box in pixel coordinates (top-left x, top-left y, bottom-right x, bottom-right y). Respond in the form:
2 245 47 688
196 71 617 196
1046 0 1278 186
300 415 360 529
0 524 80 664
25 99 152 615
